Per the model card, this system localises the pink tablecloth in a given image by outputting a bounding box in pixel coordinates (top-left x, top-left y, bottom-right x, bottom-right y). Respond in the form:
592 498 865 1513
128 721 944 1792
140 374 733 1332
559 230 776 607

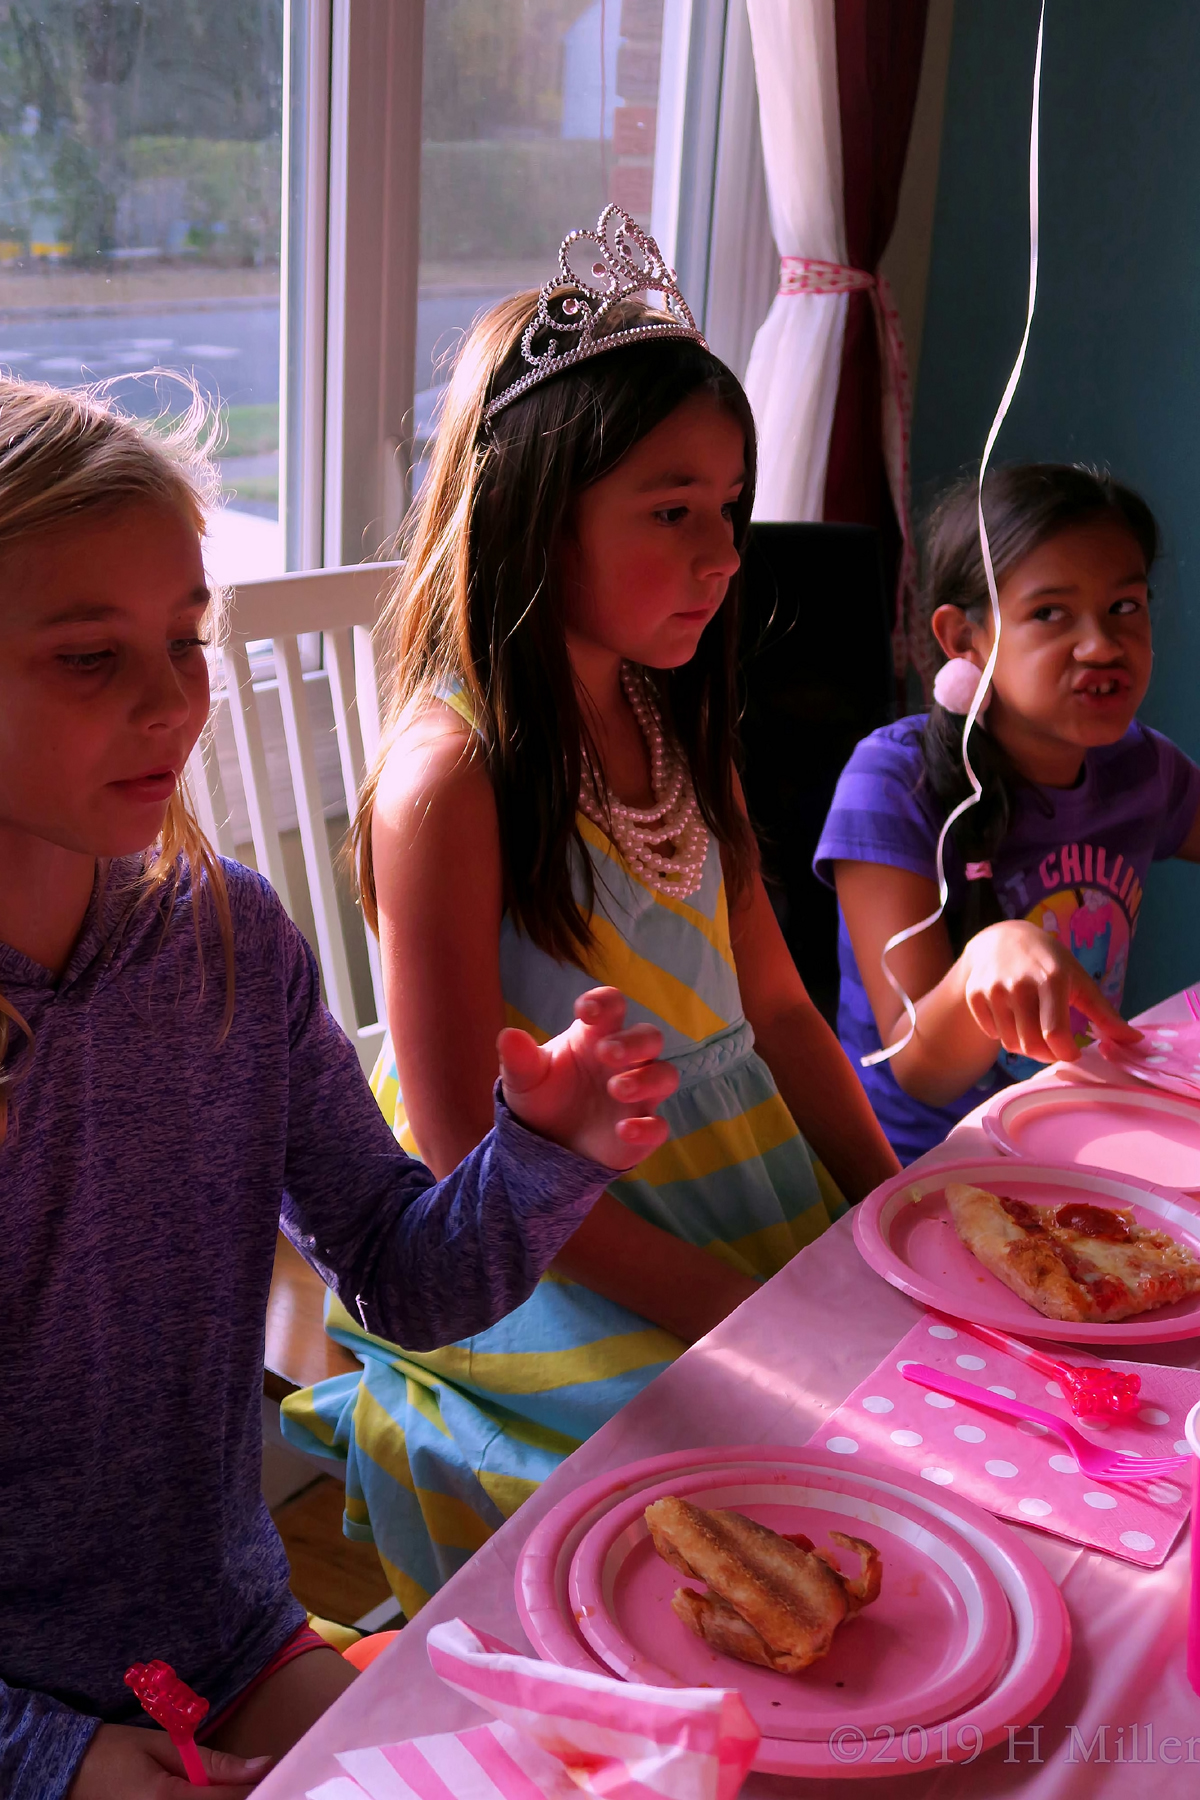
259 996 1200 1798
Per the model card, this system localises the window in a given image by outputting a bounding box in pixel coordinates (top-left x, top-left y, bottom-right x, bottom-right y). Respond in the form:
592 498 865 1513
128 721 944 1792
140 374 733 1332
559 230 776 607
0 2 732 581
0 1 285 581
411 0 693 492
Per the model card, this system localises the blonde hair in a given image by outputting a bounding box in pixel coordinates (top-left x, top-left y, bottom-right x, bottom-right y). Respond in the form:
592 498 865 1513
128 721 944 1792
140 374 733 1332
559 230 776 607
0 375 233 1142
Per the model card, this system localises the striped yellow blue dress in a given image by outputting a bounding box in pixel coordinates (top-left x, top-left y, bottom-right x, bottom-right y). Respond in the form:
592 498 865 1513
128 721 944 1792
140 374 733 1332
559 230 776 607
280 817 842 1618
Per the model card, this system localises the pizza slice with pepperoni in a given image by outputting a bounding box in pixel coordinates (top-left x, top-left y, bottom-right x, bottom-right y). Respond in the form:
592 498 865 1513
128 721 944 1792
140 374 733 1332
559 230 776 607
946 1182 1200 1323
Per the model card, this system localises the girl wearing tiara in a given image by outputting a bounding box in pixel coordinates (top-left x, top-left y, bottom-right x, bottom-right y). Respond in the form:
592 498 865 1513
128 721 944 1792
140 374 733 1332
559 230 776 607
816 463 1200 1165
281 210 898 1612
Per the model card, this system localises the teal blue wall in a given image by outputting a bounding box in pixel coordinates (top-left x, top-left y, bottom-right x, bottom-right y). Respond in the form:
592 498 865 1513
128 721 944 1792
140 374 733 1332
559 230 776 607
912 0 1200 1011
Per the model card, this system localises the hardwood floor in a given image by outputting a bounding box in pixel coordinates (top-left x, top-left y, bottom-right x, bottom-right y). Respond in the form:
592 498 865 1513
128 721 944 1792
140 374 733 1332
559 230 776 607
264 1234 360 1402
264 1235 402 1629
272 1475 397 1626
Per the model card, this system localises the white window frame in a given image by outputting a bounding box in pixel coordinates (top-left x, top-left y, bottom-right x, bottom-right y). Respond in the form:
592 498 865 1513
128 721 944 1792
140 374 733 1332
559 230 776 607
280 0 331 574
281 0 423 575
282 0 747 572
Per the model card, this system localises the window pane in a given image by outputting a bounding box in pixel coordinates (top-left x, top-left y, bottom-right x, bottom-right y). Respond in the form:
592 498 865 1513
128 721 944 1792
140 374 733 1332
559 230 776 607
413 0 676 491
0 2 284 580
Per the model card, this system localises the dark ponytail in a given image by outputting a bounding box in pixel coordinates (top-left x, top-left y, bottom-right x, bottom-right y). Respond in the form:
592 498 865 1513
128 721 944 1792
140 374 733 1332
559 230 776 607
919 463 1159 953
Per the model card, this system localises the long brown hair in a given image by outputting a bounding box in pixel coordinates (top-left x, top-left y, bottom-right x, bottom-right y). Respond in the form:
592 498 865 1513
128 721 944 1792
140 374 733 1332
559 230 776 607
920 462 1160 949
0 375 233 1142
356 291 759 962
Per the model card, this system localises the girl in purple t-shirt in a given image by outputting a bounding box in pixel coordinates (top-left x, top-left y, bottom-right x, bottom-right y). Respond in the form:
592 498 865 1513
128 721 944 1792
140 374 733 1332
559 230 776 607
816 464 1200 1163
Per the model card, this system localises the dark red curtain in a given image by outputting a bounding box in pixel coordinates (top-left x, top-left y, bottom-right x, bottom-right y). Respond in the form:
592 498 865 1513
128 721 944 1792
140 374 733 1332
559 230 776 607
823 0 929 630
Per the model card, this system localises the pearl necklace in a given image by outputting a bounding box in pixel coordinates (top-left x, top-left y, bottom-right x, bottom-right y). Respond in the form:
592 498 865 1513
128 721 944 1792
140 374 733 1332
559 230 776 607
578 664 709 897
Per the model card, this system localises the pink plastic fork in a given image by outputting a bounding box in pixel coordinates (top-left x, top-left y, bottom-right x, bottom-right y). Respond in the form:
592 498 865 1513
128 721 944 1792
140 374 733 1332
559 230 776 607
935 1314 1141 1419
1186 988 1200 1023
902 1364 1189 1482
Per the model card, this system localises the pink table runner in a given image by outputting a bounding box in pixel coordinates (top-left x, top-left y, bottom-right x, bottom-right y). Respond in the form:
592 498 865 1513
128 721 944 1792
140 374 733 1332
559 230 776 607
257 993 1200 1799
813 1316 1198 1567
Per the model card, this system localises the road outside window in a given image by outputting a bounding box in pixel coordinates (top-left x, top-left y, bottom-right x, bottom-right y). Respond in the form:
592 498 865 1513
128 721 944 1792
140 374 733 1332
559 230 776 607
0 1 284 581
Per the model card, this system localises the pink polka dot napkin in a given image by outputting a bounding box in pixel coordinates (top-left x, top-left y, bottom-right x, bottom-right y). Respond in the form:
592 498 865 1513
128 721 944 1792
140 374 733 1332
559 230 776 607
1100 1018 1200 1101
810 1318 1200 1568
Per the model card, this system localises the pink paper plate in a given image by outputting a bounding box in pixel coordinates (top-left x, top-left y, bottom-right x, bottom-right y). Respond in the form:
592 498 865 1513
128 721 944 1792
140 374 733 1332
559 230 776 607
516 1445 1070 1779
517 1447 781 1684
854 1157 1200 1344
517 1448 746 1681
984 1083 1200 1192
568 1464 1012 1741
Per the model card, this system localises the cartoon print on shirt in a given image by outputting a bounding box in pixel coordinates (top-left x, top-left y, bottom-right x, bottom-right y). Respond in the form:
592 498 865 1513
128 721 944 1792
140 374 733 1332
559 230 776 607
997 872 1135 1083
1070 886 1122 990
1031 883 1131 1009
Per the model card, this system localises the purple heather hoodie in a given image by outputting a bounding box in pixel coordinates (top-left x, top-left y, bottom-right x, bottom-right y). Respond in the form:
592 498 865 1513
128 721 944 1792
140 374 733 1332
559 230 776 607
0 858 614 1798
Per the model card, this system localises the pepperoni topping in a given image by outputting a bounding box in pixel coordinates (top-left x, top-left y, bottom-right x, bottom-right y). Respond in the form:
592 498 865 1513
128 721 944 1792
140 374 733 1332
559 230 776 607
782 1532 814 1552
1054 1203 1133 1242
997 1193 1141 1314
1052 1242 1128 1312
1084 1274 1128 1314
999 1196 1047 1235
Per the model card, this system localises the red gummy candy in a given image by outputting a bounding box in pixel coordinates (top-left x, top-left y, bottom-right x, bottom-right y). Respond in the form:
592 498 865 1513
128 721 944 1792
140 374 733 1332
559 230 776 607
1060 1365 1141 1419
124 1660 209 1738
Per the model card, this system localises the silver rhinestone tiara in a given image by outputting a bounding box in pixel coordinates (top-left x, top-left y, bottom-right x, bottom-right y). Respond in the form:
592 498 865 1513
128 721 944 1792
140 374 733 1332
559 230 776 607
484 203 707 420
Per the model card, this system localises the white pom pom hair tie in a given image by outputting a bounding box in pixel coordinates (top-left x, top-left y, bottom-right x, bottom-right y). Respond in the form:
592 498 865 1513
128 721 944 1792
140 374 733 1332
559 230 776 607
861 0 1043 1071
932 657 993 716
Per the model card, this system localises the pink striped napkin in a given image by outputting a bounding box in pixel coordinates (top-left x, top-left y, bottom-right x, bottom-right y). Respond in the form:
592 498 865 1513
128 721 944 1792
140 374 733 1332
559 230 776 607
811 1317 1200 1568
306 1618 761 1800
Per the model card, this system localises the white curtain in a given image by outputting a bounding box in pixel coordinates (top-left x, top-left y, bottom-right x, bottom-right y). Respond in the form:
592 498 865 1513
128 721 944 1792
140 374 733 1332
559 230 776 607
743 0 847 521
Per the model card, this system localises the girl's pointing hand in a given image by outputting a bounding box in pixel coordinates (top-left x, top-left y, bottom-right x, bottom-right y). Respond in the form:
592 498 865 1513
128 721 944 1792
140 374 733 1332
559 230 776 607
498 985 678 1170
961 919 1142 1066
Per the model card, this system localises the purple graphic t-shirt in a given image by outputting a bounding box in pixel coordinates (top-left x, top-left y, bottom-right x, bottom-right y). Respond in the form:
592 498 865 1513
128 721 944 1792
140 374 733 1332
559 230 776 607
814 717 1200 1164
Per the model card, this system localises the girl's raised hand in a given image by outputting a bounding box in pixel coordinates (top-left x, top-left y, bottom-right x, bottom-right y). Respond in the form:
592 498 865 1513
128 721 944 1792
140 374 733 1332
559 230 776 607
961 919 1142 1066
498 986 678 1170
68 1723 271 1797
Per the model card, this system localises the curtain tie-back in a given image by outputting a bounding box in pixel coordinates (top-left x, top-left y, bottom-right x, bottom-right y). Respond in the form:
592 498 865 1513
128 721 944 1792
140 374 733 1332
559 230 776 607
778 256 875 298
777 255 916 679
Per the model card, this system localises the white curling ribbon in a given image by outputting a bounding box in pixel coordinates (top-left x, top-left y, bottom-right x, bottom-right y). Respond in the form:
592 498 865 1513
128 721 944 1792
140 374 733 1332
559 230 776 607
863 0 1044 1070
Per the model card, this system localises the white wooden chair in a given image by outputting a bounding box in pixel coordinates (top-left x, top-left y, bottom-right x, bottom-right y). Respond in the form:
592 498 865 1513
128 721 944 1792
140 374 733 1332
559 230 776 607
186 562 399 1074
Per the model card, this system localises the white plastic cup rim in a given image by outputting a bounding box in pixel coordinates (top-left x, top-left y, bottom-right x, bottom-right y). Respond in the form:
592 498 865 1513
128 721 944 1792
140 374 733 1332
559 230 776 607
1186 1398 1200 1461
